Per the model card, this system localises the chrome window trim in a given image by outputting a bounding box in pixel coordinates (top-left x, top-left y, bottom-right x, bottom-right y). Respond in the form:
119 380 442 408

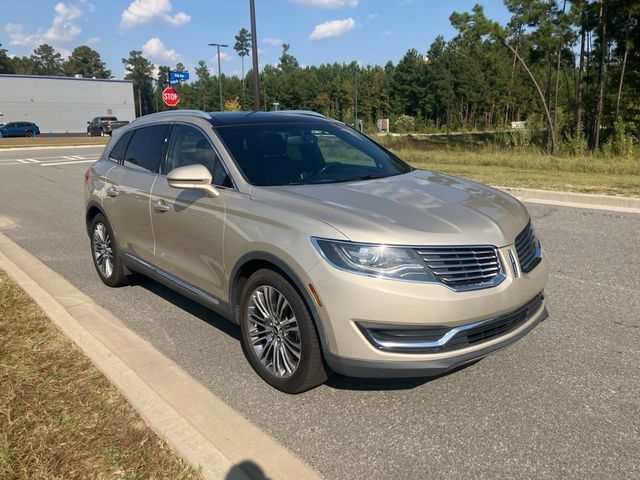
310 237 506 292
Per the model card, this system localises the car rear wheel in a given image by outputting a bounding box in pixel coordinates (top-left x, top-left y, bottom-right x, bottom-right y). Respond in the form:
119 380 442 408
239 269 328 393
90 214 129 287
25 130 33 137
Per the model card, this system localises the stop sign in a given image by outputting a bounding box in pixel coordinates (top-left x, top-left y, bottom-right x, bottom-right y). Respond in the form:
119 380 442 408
162 86 180 107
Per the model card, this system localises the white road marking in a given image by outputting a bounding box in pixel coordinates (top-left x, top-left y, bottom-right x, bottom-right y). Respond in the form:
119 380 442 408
41 159 96 166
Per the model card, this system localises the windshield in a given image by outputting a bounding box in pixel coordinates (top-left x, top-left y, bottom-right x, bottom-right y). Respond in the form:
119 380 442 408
215 121 412 186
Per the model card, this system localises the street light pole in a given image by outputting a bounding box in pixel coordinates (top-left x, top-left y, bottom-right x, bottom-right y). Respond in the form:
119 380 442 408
208 43 228 111
249 0 261 111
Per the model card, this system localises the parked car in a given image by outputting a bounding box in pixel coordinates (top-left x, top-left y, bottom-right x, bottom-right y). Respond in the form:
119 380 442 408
0 121 40 137
84 110 549 393
87 116 129 137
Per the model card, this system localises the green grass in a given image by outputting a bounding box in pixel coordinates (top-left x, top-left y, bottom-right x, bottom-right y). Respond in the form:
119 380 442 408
0 271 202 480
376 135 640 196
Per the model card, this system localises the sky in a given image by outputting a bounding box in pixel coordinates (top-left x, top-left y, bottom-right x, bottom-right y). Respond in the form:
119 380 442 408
0 0 512 79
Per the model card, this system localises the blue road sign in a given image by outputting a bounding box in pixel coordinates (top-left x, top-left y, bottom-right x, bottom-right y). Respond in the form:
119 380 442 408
169 71 189 81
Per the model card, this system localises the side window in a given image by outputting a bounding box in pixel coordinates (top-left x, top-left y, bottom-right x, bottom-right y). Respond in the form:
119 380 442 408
123 124 169 173
166 125 232 188
109 130 133 162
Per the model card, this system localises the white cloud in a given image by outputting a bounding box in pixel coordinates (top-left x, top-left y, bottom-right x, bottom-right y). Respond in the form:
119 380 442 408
143 37 181 63
292 0 357 7
309 18 356 40
263 37 283 46
86 36 101 45
5 1 93 47
121 0 190 28
213 51 232 63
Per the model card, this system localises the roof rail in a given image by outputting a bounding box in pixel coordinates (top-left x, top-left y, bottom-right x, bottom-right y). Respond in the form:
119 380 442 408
132 110 212 122
278 110 325 118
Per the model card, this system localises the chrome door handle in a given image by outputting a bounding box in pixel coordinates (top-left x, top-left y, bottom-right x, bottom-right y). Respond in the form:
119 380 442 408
106 186 119 197
152 200 170 213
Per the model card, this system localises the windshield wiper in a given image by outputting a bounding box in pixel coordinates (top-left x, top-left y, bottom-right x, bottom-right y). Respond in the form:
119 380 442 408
353 174 393 181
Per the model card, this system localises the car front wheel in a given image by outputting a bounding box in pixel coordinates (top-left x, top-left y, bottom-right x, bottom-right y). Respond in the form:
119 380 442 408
239 269 328 393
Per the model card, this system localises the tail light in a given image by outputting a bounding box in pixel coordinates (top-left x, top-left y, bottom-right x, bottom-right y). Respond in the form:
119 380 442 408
83 168 90 185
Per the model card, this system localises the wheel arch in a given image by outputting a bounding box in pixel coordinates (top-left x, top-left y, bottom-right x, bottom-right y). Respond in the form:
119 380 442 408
85 201 105 236
229 252 330 354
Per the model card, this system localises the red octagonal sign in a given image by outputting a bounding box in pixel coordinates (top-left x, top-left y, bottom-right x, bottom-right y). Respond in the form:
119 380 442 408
162 86 180 107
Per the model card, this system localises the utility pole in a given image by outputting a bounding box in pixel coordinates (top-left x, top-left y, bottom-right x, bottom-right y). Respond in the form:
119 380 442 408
354 66 359 131
250 0 261 111
208 43 228 111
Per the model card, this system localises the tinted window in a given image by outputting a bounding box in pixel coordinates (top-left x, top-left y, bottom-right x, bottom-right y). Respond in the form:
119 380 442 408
166 125 232 188
216 122 412 186
123 125 169 173
109 130 133 161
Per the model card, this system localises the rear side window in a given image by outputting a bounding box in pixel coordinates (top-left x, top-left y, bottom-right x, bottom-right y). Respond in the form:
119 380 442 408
109 130 133 161
123 125 169 173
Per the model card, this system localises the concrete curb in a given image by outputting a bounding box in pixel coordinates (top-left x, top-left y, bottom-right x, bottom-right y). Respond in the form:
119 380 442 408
0 233 323 480
497 186 640 214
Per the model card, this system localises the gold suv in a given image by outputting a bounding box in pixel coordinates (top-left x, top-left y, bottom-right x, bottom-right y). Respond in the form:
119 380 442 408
84 110 549 393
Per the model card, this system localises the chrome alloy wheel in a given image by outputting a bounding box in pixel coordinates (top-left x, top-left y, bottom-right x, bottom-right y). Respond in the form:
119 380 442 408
92 223 114 278
247 285 301 378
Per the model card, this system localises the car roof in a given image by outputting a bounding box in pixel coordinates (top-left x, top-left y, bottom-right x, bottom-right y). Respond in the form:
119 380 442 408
207 111 328 127
131 110 332 128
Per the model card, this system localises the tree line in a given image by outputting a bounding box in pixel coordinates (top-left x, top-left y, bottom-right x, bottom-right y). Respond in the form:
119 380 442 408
1 1 638 154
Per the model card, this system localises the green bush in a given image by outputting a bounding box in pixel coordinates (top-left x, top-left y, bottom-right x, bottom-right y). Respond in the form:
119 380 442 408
394 114 416 133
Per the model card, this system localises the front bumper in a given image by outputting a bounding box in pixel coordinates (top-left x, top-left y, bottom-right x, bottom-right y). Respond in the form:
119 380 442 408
325 302 548 378
307 246 549 378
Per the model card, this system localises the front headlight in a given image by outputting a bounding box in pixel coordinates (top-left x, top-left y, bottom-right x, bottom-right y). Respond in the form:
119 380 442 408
312 238 435 282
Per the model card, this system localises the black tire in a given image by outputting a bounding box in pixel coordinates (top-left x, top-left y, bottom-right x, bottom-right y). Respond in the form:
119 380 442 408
89 213 129 287
25 130 33 137
239 269 328 393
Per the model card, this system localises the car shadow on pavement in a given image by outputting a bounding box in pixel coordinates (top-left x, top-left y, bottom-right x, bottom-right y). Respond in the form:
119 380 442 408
326 361 481 391
128 275 481 393
131 275 241 341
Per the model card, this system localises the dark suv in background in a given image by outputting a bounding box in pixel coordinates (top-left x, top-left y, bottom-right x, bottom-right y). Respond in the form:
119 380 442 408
0 121 40 137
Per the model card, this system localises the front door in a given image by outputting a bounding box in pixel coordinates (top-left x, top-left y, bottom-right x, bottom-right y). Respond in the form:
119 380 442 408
150 123 233 303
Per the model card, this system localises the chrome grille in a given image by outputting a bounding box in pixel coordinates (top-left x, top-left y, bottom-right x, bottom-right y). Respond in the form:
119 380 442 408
515 222 542 273
415 246 503 290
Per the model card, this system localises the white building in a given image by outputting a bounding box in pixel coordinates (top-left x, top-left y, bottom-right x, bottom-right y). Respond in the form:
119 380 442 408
0 74 135 134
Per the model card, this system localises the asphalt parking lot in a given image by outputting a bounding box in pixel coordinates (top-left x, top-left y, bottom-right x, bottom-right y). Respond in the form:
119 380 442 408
0 147 638 480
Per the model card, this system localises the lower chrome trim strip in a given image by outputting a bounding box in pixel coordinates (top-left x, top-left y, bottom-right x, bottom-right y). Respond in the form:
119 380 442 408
124 253 220 305
360 293 544 352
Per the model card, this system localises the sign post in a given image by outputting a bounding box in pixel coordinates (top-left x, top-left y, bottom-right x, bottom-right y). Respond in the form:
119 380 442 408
162 86 180 107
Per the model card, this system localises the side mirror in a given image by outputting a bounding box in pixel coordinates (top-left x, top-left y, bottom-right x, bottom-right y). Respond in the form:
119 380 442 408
167 164 220 198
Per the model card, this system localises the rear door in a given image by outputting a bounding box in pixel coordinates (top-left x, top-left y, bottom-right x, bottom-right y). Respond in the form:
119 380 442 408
150 123 233 302
102 124 170 264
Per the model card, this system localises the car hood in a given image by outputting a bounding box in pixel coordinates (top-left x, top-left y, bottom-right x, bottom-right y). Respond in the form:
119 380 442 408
249 170 530 247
